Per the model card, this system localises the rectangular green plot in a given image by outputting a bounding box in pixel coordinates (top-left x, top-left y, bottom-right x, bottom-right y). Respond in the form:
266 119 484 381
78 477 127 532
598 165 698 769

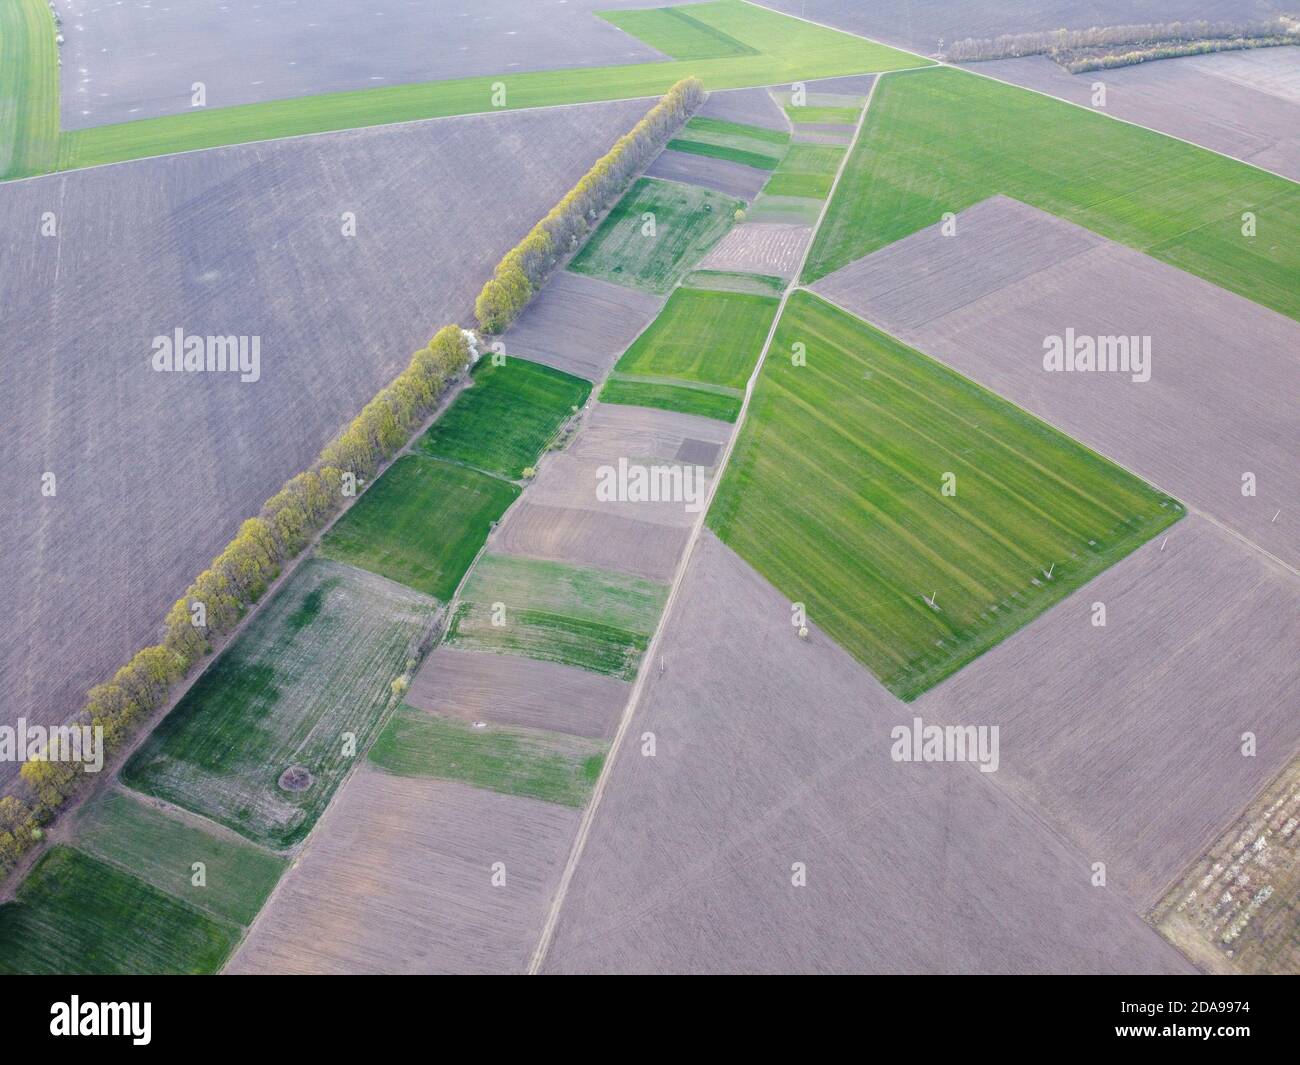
598 6 758 59
685 115 790 147
50 3 927 177
0 848 239 975
600 377 742 423
763 170 834 198
709 292 1183 700
614 287 779 390
747 194 824 225
449 554 668 680
666 137 781 171
370 707 605 808
0 0 60 180
319 454 519 599
802 66 1300 322
568 177 742 294
417 356 590 479
785 105 861 124
75 791 286 927
683 269 787 296
122 558 438 849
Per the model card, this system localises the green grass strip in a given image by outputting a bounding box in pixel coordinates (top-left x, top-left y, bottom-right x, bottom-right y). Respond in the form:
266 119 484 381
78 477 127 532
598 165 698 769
600 377 742 422
74 791 286 927
370 707 606 807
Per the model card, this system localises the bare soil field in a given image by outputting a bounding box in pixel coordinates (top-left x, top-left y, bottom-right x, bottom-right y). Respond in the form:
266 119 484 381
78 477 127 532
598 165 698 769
494 501 692 583
697 221 812 277
226 769 580 974
697 87 788 131
542 532 1194 974
55 0 671 128
918 515 1300 909
810 195 1300 569
753 0 1291 55
0 100 648 785
967 50 1300 180
644 148 771 200
501 270 664 382
524 404 729 529
405 646 628 741
791 127 854 145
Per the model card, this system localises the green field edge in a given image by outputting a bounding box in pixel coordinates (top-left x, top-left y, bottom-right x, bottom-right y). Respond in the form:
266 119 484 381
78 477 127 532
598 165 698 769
3 1 929 181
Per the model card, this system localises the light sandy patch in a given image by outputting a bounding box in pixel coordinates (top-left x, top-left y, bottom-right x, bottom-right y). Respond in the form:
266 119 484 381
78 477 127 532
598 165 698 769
811 195 1300 568
698 222 812 278
226 769 579 974
494 501 690 582
405 646 628 740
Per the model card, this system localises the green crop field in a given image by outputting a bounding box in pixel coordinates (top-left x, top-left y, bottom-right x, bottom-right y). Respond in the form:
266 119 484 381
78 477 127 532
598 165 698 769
597 6 759 59
0 0 60 179
418 357 590 479
685 115 789 147
600 377 742 422
122 559 438 849
0 848 239 975
666 137 781 171
4 2 926 180
448 554 668 680
667 116 790 170
568 177 743 293
683 269 787 296
762 143 846 200
709 292 1183 699
370 707 606 807
614 288 779 390
75 791 286 927
803 66 1300 321
319 455 519 599
598 287 775 421
785 105 861 125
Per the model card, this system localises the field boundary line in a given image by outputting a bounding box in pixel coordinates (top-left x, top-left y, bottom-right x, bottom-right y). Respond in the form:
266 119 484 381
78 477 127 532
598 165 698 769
748 0 1300 187
804 285 1300 582
527 72 883 974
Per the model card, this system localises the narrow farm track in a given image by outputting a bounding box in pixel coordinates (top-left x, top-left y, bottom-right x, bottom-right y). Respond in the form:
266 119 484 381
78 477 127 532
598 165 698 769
529 75 883 973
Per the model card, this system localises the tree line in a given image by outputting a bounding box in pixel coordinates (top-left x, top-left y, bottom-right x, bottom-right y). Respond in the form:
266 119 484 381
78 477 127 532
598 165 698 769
475 76 705 333
943 18 1298 69
0 327 471 876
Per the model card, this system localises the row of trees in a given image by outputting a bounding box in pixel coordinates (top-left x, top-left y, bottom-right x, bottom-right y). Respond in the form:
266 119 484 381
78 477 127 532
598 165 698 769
475 76 705 333
944 18 1297 62
0 326 472 877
